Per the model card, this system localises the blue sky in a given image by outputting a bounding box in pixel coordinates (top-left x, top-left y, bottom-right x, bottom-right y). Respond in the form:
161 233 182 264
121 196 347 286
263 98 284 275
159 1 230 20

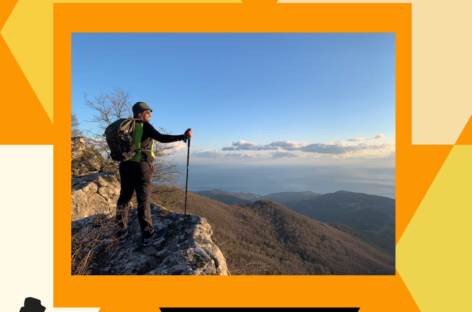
72 32 395 173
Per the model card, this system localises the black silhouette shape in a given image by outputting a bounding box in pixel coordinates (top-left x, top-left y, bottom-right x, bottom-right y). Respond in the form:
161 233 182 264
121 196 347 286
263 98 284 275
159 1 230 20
20 297 46 312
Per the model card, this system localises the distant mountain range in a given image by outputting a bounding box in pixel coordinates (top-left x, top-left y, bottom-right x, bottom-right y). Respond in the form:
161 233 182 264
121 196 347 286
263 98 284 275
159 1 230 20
195 189 395 255
195 189 264 205
152 187 395 275
291 190 395 239
195 189 322 207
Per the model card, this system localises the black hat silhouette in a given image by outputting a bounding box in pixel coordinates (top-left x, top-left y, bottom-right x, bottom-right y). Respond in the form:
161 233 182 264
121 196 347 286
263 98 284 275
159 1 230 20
20 297 46 312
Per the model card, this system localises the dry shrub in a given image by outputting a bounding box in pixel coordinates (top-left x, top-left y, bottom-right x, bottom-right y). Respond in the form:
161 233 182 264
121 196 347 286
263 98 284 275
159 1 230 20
71 213 119 275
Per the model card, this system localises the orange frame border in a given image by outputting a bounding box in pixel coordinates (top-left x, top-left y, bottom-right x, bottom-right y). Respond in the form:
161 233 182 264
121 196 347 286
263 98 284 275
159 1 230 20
55 3 417 311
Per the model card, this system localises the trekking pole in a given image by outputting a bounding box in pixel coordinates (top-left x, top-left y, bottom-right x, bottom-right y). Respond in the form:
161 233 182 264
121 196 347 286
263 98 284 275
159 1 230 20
184 129 191 219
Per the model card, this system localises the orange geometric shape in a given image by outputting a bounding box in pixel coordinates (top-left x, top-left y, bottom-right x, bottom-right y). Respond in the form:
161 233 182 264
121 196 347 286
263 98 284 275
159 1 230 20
0 35 53 144
455 114 472 145
0 0 17 31
396 145 452 242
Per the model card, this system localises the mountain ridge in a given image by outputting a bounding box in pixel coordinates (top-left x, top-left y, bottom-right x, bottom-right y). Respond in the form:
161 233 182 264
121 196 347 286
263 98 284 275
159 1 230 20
152 187 395 275
195 189 323 207
194 188 396 258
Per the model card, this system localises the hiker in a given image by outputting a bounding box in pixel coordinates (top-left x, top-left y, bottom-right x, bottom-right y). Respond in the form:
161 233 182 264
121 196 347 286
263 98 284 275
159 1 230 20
115 101 192 246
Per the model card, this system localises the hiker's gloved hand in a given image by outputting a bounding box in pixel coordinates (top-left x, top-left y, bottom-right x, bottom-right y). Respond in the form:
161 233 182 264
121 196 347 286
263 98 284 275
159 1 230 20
184 129 193 140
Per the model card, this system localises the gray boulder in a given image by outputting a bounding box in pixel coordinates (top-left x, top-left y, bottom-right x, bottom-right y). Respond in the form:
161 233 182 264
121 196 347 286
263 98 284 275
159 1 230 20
72 204 230 275
71 171 121 221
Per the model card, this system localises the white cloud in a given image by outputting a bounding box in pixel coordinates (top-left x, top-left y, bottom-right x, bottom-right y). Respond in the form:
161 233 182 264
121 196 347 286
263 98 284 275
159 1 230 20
218 137 395 160
191 149 267 160
156 141 187 155
373 134 386 140
347 133 386 141
267 140 309 150
164 141 187 152
191 150 225 158
300 142 364 154
222 140 308 151
222 140 277 151
225 153 266 159
255 135 261 140
347 137 367 142
358 142 395 151
300 141 394 157
271 151 298 159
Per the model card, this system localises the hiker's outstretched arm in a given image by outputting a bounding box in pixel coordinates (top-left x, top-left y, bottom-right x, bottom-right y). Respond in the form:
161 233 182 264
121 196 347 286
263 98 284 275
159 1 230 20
143 122 185 143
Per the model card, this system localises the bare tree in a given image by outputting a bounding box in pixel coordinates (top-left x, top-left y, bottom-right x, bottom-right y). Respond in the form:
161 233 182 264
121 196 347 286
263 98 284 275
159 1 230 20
152 127 182 181
82 87 133 159
83 87 133 130
72 112 82 137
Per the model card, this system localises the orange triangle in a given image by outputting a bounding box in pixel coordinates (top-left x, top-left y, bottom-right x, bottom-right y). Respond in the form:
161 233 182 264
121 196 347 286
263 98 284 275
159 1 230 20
455 114 472 145
396 144 452 242
0 35 53 144
0 0 17 31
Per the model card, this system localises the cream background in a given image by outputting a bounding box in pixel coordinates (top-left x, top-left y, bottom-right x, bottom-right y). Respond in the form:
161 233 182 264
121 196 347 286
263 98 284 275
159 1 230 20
0 146 99 312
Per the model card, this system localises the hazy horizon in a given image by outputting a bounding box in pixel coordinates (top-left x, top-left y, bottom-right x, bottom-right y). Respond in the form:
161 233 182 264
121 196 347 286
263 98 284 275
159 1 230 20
168 164 395 199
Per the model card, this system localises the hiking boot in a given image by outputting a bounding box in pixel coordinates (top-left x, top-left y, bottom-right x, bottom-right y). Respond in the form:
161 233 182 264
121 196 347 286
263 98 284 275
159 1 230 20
116 229 129 243
142 228 166 247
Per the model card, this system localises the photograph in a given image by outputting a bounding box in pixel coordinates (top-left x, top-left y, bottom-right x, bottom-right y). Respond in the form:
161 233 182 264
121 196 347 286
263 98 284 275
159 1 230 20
71 32 395 275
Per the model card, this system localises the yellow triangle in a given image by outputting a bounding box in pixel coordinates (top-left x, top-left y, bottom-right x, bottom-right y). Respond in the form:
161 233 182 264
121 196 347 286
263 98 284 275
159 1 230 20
398 145 472 311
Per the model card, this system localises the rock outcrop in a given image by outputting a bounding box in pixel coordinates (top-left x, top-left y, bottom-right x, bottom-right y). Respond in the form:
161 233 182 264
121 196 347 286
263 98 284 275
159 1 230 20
71 171 121 221
71 136 120 220
72 204 229 275
71 136 229 275
71 137 102 177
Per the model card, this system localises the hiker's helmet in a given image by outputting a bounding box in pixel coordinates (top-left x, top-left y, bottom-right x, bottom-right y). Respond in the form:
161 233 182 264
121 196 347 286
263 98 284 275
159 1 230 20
132 102 153 117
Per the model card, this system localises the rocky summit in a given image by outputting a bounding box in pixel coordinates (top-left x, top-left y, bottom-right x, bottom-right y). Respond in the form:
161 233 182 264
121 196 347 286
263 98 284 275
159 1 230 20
72 204 230 276
70 136 228 275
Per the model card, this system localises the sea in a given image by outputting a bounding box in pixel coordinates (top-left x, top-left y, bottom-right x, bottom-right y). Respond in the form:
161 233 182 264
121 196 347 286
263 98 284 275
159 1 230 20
163 164 396 199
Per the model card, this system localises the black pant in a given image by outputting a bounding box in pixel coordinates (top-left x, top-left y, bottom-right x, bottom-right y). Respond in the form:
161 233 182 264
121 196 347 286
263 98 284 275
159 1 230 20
116 161 154 238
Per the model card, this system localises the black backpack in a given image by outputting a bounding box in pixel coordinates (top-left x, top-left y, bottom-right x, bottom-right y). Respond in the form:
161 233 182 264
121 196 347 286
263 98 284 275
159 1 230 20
104 118 139 161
